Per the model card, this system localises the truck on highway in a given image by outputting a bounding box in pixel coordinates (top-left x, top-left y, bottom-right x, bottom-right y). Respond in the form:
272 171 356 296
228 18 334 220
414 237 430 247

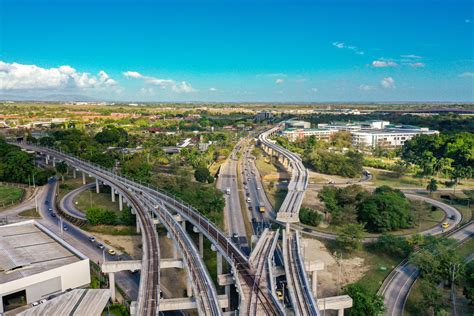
257 205 266 213
226 188 231 195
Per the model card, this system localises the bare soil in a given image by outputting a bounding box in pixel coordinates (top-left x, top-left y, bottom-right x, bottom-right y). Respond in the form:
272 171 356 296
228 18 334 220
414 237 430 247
301 238 369 297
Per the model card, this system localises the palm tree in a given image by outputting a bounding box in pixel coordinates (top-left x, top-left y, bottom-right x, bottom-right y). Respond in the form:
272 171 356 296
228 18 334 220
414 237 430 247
426 178 438 196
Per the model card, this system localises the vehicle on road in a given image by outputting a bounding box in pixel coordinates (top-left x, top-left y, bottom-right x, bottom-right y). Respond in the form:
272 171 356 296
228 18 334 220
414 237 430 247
97 243 105 249
442 222 449 229
276 290 284 301
63 224 68 231
226 188 231 195
48 208 53 212
108 249 116 255
257 205 265 213
88 236 96 242
246 197 251 203
51 212 56 217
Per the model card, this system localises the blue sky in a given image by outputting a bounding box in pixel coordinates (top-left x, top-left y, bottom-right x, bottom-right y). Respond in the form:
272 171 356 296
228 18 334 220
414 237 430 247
0 0 473 102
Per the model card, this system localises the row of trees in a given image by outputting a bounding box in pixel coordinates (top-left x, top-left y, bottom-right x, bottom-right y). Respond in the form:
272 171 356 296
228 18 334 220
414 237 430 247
0 139 54 185
401 133 473 182
318 185 415 232
86 207 135 226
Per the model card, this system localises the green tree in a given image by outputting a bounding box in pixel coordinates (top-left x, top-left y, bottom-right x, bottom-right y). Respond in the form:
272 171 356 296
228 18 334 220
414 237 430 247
463 261 474 304
343 283 384 316
55 161 68 182
374 234 413 258
194 166 210 183
357 186 414 232
336 223 365 252
86 207 117 225
299 207 323 226
426 178 438 196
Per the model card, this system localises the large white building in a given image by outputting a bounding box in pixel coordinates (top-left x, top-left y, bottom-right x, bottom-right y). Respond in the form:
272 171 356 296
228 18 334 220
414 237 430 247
352 128 439 148
0 221 90 314
281 120 438 148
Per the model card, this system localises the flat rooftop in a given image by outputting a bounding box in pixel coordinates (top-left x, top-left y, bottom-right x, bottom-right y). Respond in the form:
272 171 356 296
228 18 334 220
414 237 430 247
18 289 110 316
0 221 80 284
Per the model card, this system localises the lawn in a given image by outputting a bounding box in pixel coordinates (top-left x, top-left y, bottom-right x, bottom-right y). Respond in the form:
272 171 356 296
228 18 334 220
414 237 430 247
368 168 425 189
18 208 40 218
0 185 24 208
312 201 445 238
74 187 120 215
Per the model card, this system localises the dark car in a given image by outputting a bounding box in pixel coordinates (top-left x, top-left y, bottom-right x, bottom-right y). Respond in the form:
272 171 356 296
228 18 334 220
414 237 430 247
45 200 49 205
51 213 57 217
63 224 68 231
97 243 105 250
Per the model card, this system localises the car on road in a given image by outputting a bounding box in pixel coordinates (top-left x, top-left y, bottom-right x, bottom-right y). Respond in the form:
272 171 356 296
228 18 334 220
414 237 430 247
51 212 57 217
108 249 116 255
45 200 49 205
441 222 449 229
97 243 105 249
88 236 96 242
246 197 251 203
276 290 284 301
48 208 53 212
248 206 253 211
63 224 68 231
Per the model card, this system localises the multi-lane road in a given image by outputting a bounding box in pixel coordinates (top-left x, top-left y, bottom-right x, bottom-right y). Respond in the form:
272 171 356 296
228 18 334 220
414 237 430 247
380 221 474 315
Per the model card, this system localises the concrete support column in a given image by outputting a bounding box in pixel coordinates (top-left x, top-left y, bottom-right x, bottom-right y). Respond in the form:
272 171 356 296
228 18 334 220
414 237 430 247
109 272 116 302
136 217 141 234
111 188 115 202
45 155 49 165
312 271 318 296
199 233 204 258
338 308 344 316
181 220 186 231
73 169 76 179
82 172 86 185
217 252 223 275
52 159 56 167
95 179 100 193
225 285 231 312
119 194 123 211
187 274 193 297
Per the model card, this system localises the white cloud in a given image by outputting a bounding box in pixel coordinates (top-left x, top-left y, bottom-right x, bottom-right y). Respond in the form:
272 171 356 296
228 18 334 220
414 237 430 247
459 72 474 78
122 70 196 93
310 88 318 92
466 19 471 23
359 84 374 91
381 77 396 89
400 54 423 59
407 62 425 68
332 41 364 55
275 78 285 84
123 71 143 79
0 61 116 90
372 60 398 68
209 87 218 92
256 73 287 78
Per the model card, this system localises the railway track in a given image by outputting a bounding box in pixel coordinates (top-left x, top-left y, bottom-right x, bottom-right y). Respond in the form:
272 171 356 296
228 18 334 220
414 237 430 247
19 144 160 316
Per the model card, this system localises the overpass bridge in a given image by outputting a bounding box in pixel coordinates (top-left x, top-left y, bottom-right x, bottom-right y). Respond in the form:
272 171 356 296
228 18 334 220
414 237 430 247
17 142 284 315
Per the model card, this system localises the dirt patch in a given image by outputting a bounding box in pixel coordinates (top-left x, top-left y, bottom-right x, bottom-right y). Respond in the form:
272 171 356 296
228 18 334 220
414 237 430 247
92 232 143 258
301 238 369 297
301 187 324 210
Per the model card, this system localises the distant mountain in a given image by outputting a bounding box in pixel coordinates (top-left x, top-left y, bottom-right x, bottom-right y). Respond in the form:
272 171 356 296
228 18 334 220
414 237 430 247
0 93 106 102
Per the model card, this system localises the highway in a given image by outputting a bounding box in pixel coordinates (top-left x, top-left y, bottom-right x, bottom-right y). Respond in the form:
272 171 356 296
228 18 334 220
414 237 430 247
216 143 247 243
380 221 474 316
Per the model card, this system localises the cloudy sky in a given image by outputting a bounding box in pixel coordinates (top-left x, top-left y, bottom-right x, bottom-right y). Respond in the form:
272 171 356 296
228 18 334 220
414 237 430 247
0 0 473 102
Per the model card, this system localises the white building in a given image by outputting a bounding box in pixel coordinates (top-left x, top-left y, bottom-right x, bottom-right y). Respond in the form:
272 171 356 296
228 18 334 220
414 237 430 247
281 128 337 141
352 128 439 148
0 221 90 313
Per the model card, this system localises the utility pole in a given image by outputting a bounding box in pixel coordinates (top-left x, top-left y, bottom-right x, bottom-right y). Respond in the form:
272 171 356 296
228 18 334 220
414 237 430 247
451 263 458 316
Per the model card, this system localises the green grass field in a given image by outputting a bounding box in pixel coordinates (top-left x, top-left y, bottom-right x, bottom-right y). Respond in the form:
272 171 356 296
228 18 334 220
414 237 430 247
0 185 24 208
74 188 120 214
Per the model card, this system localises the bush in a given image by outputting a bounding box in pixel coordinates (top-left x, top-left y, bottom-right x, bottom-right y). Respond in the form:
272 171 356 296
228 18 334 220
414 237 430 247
374 234 413 258
86 207 117 225
343 283 384 316
299 207 323 226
